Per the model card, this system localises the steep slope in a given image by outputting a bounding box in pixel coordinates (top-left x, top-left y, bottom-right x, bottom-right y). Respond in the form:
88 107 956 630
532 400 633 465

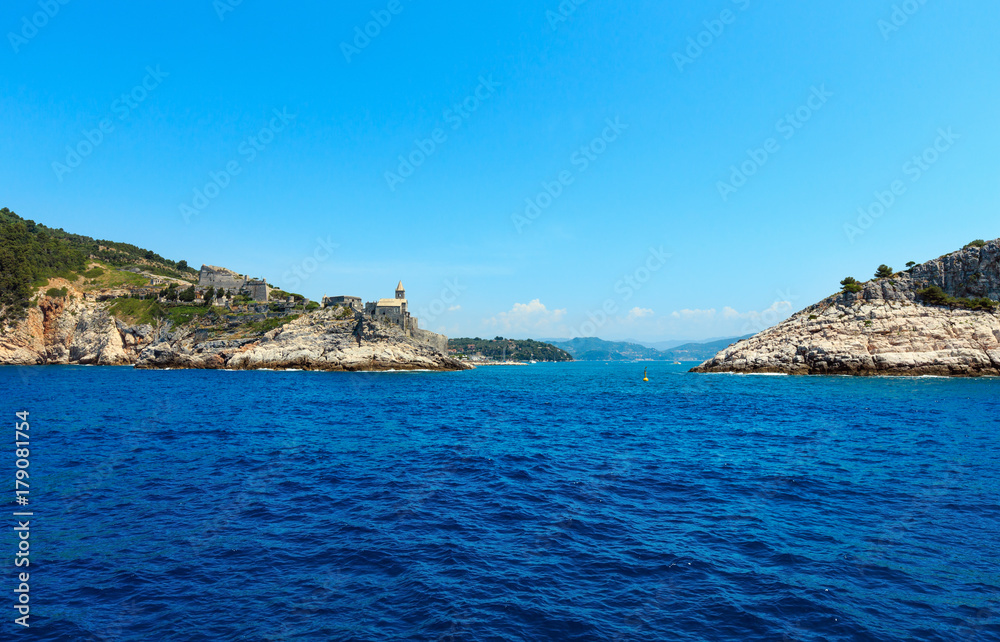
692 240 1000 376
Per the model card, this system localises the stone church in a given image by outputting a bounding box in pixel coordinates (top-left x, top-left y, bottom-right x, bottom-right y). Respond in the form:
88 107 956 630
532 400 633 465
365 281 413 331
323 281 447 352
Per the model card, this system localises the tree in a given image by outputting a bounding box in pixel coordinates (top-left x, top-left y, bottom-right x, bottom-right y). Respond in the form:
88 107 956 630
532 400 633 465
216 288 226 300
875 265 894 279
204 286 215 305
165 286 179 302
917 286 950 307
179 285 196 302
177 260 188 271
965 240 987 249
906 261 916 268
840 277 863 294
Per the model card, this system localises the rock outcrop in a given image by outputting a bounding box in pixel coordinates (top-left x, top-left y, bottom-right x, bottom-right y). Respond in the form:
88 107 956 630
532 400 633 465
135 309 467 371
1 294 466 372
0 293 153 366
692 239 1000 376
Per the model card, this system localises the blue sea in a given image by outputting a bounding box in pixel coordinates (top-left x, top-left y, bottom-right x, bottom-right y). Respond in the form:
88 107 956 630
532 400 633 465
2 363 999 641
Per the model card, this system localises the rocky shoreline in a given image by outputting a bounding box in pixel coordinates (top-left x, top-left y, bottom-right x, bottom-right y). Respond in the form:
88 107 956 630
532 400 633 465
692 240 1000 377
0 296 468 372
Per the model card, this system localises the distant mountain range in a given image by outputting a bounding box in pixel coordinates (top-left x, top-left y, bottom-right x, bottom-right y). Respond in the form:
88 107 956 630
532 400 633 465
547 336 751 362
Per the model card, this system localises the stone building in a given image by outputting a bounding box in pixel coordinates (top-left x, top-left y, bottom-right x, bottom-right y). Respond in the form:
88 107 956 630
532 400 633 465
322 295 363 312
365 281 413 331
358 281 447 352
198 265 269 302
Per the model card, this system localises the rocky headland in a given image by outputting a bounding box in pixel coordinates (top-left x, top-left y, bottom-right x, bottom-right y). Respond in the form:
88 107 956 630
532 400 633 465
0 283 467 372
692 239 1000 376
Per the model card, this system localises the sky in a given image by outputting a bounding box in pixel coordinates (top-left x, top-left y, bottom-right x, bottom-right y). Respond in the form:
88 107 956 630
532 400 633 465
2 1 999 342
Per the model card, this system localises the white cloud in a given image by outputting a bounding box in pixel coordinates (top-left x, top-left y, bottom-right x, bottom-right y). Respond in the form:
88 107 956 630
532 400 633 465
448 305 461 311
627 307 654 320
485 299 567 333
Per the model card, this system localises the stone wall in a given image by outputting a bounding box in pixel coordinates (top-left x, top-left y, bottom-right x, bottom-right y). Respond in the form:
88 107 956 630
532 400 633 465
247 280 268 302
198 265 247 292
410 328 447 353
324 296 363 312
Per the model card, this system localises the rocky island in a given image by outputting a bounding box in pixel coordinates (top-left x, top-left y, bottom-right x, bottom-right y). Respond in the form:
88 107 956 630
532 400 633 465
693 239 1000 376
0 209 466 372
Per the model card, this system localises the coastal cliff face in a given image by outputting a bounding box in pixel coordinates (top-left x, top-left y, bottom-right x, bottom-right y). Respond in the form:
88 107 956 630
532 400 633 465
0 290 466 372
692 240 1000 376
0 290 153 366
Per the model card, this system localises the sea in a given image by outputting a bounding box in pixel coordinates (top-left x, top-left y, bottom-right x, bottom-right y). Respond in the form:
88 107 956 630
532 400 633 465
2 362 998 641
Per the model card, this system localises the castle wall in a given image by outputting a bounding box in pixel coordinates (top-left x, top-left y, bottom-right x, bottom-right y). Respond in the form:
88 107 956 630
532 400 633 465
410 328 447 353
198 266 248 292
247 280 268 302
324 296 363 312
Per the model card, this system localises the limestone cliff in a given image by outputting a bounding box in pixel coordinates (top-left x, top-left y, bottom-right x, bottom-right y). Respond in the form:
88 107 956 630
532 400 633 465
692 239 1000 376
1 288 466 372
0 290 153 366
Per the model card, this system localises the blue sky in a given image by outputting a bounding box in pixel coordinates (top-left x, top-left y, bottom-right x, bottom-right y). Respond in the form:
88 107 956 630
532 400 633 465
2 1 998 342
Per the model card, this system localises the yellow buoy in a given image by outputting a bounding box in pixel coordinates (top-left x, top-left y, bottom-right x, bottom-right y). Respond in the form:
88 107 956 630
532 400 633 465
643 367 649 382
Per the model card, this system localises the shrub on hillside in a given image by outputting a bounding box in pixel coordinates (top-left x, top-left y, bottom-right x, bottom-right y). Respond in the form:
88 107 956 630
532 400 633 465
45 287 69 299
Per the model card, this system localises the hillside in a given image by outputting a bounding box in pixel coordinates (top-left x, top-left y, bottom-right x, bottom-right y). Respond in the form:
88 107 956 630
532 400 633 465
449 337 573 362
549 337 663 361
693 239 1000 376
0 208 196 321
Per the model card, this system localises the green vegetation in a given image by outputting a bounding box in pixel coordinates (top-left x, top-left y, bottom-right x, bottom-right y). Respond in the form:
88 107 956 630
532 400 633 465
917 286 998 311
965 240 987 249
874 265 894 279
244 315 299 334
0 207 193 321
83 266 105 278
165 304 213 326
178 285 196 303
906 261 916 269
840 277 863 294
269 289 305 302
450 337 573 361
108 298 166 325
45 287 69 299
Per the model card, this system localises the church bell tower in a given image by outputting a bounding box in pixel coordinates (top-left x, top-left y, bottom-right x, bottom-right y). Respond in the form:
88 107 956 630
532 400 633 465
395 280 406 300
